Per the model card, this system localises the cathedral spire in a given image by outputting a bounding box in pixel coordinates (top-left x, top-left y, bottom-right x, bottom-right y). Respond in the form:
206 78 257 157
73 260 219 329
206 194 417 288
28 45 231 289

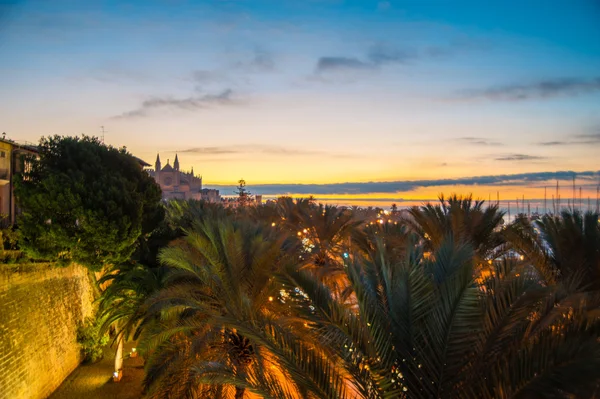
191 166 194 176
155 153 161 171
174 153 180 171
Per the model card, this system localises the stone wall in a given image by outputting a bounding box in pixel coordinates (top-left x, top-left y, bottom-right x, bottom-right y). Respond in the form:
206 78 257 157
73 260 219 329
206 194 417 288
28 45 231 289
0 263 96 399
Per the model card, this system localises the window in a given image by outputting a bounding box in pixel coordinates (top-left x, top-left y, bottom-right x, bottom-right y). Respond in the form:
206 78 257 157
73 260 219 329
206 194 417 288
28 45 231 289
0 151 5 158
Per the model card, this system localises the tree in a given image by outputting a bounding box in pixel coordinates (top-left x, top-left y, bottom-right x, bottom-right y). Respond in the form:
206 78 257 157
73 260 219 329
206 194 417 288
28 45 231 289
98 261 166 378
139 219 347 398
283 233 600 398
507 210 600 289
235 179 252 207
14 135 163 270
409 194 506 263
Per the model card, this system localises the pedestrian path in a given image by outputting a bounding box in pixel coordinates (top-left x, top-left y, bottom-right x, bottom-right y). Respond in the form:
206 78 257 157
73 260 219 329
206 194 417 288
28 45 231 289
49 343 144 399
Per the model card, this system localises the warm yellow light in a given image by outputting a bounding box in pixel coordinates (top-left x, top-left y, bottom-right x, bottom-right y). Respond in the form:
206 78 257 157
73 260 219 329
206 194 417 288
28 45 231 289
297 231 302 236
268 296 274 302
271 222 276 227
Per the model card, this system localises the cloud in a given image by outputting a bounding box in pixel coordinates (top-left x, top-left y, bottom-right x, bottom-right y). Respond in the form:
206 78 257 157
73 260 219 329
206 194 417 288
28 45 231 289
457 137 503 146
459 77 600 101
539 141 568 146
537 131 600 146
113 89 236 119
315 45 417 74
314 40 476 76
236 48 275 72
494 154 547 161
177 144 354 158
191 70 229 84
574 132 600 143
206 170 599 196
367 45 417 65
315 57 373 73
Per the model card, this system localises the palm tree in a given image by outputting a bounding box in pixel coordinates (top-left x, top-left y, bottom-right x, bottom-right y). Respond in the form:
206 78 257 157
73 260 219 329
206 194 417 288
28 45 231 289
282 230 600 398
507 210 600 290
97 261 166 377
409 194 506 263
138 219 352 398
279 200 362 283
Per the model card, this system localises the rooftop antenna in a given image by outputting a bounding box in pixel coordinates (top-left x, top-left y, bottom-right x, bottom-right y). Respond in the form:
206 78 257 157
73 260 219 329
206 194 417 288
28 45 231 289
572 174 576 211
556 180 560 212
100 126 106 144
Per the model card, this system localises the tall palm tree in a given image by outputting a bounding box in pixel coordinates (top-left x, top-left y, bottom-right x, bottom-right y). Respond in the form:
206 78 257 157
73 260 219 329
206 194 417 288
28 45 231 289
97 262 166 376
138 219 352 399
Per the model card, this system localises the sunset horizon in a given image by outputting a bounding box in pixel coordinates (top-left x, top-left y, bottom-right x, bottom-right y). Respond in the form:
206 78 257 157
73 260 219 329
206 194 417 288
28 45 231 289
2 0 599 203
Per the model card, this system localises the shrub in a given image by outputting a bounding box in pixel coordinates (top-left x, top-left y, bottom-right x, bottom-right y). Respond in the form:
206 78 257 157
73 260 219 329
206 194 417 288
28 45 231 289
0 228 20 250
77 317 109 363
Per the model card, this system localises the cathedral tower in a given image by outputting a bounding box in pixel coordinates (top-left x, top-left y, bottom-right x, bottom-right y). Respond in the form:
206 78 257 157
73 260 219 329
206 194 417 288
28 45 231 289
155 153 161 184
174 153 180 186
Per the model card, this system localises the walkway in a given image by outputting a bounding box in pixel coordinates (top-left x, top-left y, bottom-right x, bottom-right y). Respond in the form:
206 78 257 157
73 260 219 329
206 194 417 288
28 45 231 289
49 342 144 399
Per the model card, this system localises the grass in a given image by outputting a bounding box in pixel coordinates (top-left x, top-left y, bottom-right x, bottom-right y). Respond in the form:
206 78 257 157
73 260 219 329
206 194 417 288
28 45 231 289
49 342 145 399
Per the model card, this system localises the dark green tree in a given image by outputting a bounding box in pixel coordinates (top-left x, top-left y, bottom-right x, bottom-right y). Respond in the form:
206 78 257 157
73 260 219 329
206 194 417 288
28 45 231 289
235 179 252 206
14 135 163 270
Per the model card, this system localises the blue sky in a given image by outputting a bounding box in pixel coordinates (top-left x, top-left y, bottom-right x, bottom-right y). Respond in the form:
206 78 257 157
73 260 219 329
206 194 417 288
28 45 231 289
1 0 599 200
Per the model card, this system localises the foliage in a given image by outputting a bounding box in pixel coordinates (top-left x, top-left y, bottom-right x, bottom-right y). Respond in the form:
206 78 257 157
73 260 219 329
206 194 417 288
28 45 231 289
14 135 163 270
235 179 252 206
138 219 333 399
507 210 600 290
77 317 110 363
409 194 506 262
0 250 27 264
1 228 20 250
97 198 600 398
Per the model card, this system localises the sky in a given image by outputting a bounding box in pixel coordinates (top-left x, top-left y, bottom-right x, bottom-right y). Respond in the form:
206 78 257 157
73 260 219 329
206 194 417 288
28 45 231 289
1 0 599 205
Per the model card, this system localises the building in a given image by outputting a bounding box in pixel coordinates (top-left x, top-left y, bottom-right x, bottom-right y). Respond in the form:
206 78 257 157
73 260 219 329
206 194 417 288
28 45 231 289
0 137 38 226
148 153 220 202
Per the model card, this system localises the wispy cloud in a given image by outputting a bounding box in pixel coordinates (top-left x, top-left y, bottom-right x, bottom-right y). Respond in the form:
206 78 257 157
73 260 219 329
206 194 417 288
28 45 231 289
314 39 483 76
315 45 416 74
367 45 417 65
233 48 275 72
495 154 547 161
113 89 236 119
457 137 503 146
206 170 599 196
176 144 355 158
315 57 373 73
538 131 600 146
459 77 600 101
